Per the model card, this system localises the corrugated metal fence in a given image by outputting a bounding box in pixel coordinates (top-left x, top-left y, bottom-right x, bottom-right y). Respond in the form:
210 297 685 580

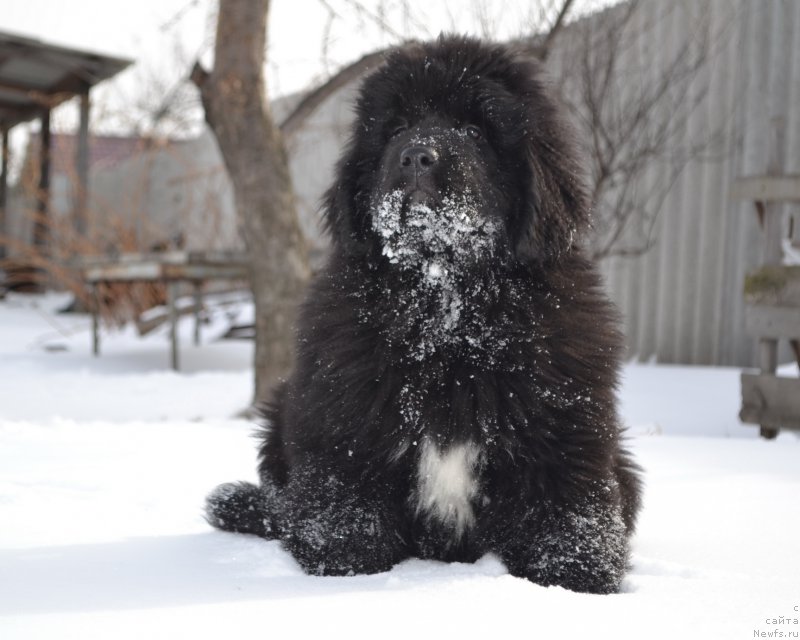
552 0 800 367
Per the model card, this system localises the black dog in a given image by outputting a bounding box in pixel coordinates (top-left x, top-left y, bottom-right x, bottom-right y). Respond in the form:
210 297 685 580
207 35 642 594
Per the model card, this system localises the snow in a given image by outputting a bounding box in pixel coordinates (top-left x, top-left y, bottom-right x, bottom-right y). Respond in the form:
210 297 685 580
1 292 799 640
370 188 503 360
782 238 800 265
371 188 499 270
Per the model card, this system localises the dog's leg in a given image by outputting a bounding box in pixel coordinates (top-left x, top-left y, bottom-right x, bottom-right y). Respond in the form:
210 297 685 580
614 448 643 535
491 498 630 594
277 459 410 576
205 480 281 539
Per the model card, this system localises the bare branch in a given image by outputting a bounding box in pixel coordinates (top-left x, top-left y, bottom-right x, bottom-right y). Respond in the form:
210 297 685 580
189 60 209 88
190 61 214 129
335 0 405 40
547 1 730 260
534 0 577 61
280 48 390 139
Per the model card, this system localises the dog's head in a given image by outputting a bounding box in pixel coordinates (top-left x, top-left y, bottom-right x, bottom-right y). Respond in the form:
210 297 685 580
324 35 590 268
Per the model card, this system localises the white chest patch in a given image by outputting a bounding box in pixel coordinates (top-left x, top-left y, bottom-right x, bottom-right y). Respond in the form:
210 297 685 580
415 439 482 538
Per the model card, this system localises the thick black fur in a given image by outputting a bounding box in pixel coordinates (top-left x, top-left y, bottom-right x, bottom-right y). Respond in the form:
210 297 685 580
207 35 642 594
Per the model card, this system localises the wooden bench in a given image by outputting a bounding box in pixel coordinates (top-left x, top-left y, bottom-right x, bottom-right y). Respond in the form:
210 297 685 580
78 251 249 371
733 168 800 438
740 265 800 436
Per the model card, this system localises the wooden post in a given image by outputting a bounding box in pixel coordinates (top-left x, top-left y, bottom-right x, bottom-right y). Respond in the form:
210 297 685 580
193 281 203 346
33 108 51 251
75 88 90 237
168 281 180 371
757 340 779 439
762 117 785 266
0 126 8 262
757 118 784 438
91 283 100 356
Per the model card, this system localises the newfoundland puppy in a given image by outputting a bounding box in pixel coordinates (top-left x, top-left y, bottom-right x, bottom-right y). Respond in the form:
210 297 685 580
207 35 642 594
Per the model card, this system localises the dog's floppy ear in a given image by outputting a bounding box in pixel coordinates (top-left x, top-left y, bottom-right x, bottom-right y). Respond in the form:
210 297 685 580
321 53 398 259
511 57 591 264
516 142 590 263
322 159 362 257
322 149 375 258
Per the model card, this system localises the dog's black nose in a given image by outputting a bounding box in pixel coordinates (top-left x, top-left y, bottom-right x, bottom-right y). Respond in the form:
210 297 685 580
400 145 438 172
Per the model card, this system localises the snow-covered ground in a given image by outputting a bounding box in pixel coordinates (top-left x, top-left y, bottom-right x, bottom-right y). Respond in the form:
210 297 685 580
1 293 798 640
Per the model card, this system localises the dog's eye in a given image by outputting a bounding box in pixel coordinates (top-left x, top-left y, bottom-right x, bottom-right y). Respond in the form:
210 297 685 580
389 120 409 137
465 124 483 140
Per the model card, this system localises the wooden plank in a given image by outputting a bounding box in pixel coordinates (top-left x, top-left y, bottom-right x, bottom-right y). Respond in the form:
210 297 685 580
72 252 253 368
186 250 249 265
193 282 203 346
744 266 800 305
74 88 89 236
135 301 202 336
91 284 100 357
77 251 187 268
0 126 7 262
76 252 250 283
83 262 163 282
740 373 800 430
33 107 50 250
167 281 179 371
161 264 248 281
82 261 247 283
731 175 800 202
117 251 187 265
745 305 800 338
762 200 783 266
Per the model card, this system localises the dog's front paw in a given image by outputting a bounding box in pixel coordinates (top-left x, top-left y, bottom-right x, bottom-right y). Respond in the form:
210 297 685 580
205 481 280 539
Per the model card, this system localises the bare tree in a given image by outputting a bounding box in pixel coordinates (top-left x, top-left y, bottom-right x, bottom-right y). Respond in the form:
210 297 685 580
531 0 577 60
182 0 723 405
192 0 310 403
547 0 727 259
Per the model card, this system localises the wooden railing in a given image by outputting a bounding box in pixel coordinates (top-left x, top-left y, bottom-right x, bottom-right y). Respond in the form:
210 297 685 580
732 149 800 438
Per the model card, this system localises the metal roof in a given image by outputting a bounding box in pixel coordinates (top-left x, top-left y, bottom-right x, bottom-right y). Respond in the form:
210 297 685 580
0 30 132 129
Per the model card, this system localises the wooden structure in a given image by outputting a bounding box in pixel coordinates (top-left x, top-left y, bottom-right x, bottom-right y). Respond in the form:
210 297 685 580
79 251 248 371
0 31 130 266
732 121 800 438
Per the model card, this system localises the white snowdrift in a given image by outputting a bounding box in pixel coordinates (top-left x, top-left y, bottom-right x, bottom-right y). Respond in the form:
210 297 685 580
0 293 798 640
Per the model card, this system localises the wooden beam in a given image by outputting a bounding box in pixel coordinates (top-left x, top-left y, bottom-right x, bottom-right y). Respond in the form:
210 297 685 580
0 81 62 106
745 305 800 339
740 373 800 430
91 284 100 357
82 260 248 283
74 87 90 236
78 251 249 283
193 281 203 346
0 106 35 128
33 108 51 250
167 281 180 371
744 265 800 306
731 175 800 202
762 119 786 265
0 126 8 262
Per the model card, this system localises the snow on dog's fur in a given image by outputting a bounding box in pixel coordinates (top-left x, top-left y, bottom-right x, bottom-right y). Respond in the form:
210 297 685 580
206 35 642 594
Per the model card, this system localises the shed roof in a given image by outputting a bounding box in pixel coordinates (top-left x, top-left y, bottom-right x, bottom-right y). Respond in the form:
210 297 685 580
0 30 132 129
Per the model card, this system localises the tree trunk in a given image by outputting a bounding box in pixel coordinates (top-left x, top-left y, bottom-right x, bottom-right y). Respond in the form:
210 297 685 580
193 0 310 404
